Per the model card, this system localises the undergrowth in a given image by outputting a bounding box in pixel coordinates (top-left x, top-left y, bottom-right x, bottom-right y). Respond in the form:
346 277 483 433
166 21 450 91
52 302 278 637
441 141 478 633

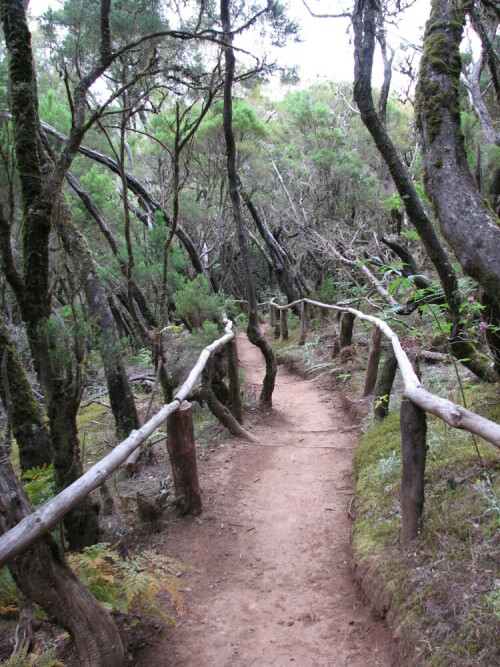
67 543 186 623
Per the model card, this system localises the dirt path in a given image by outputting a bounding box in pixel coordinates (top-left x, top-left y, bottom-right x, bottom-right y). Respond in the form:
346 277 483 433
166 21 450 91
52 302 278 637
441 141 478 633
136 334 393 666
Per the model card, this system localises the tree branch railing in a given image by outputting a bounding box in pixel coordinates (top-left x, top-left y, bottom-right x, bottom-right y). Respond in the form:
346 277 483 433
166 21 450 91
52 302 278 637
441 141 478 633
0 320 237 567
268 296 500 545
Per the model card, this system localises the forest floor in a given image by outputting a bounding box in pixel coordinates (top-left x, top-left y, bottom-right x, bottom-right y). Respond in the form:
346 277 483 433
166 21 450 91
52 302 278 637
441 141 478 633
133 332 395 667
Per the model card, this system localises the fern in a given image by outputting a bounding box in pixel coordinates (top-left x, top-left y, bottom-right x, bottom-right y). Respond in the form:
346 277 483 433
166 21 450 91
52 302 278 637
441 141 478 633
0 646 64 667
68 543 186 624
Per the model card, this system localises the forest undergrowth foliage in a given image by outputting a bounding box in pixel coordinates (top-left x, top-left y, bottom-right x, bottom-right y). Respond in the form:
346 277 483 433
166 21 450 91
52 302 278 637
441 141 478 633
271 310 499 666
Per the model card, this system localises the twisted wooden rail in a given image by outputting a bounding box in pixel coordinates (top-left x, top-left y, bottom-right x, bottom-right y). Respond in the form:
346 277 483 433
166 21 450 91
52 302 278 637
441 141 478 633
0 320 237 566
269 296 500 545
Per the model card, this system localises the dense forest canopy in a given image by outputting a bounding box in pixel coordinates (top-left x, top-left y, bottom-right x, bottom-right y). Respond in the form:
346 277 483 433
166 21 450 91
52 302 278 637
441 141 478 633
0 0 499 663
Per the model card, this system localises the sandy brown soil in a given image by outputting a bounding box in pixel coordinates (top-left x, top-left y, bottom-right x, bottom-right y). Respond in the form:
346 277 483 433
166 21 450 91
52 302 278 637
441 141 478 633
135 333 394 666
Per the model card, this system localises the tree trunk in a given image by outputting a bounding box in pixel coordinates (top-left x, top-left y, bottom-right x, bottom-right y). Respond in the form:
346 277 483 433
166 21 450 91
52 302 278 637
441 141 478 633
200 363 258 443
227 337 243 423
416 0 500 310
299 301 308 346
0 316 52 472
241 191 301 305
166 402 202 515
374 345 398 420
340 312 355 349
400 399 427 546
269 303 276 328
280 308 288 341
221 0 276 407
363 325 382 397
352 0 497 382
0 443 125 666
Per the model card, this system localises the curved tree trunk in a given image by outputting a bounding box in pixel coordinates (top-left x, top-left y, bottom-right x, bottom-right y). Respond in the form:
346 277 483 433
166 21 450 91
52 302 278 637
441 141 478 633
220 0 276 407
240 189 301 305
416 0 500 308
0 444 125 666
352 0 497 382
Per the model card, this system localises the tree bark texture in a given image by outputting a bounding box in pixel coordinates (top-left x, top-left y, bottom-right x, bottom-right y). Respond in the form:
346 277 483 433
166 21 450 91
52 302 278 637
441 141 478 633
374 345 398 420
280 307 288 341
340 312 355 349
227 338 243 423
0 316 52 471
299 301 308 346
166 402 202 515
363 324 382 397
416 0 500 309
400 399 427 546
0 444 125 666
221 0 276 407
269 303 276 328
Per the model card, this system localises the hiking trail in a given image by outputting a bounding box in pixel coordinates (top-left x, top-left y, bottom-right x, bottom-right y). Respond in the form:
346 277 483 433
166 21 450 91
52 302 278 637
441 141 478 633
136 332 394 666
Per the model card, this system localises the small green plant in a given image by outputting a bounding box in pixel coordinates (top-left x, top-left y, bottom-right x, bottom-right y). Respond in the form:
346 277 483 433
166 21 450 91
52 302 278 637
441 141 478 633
131 347 153 367
379 450 401 479
474 477 500 522
68 543 186 623
22 465 55 508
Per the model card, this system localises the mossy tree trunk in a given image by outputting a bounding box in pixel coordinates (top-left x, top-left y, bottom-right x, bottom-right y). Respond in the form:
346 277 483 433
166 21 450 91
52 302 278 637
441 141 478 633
373 345 398 421
0 315 52 472
0 0 99 548
351 0 497 382
221 0 276 407
416 0 500 310
0 443 125 666
340 312 355 349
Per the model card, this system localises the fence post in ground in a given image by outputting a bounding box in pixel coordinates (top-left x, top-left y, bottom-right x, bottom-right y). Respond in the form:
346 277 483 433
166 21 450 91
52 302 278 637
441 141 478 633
340 312 355 348
227 337 243 423
374 345 398 420
281 307 288 341
400 398 427 546
299 301 308 345
269 303 276 328
166 401 202 515
363 325 383 396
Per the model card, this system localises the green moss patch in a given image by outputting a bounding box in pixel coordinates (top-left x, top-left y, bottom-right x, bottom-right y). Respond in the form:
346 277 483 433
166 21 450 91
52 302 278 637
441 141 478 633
353 383 500 665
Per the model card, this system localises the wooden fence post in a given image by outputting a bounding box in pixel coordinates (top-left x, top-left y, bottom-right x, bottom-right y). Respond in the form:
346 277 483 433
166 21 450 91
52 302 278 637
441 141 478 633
166 401 202 515
373 345 398 420
340 312 355 348
363 325 383 396
400 399 427 546
280 308 288 341
226 337 243 423
299 301 308 345
269 303 276 328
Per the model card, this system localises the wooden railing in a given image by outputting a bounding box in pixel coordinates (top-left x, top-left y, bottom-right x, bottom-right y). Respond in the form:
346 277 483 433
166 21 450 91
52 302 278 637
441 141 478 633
268 297 500 545
0 320 237 567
